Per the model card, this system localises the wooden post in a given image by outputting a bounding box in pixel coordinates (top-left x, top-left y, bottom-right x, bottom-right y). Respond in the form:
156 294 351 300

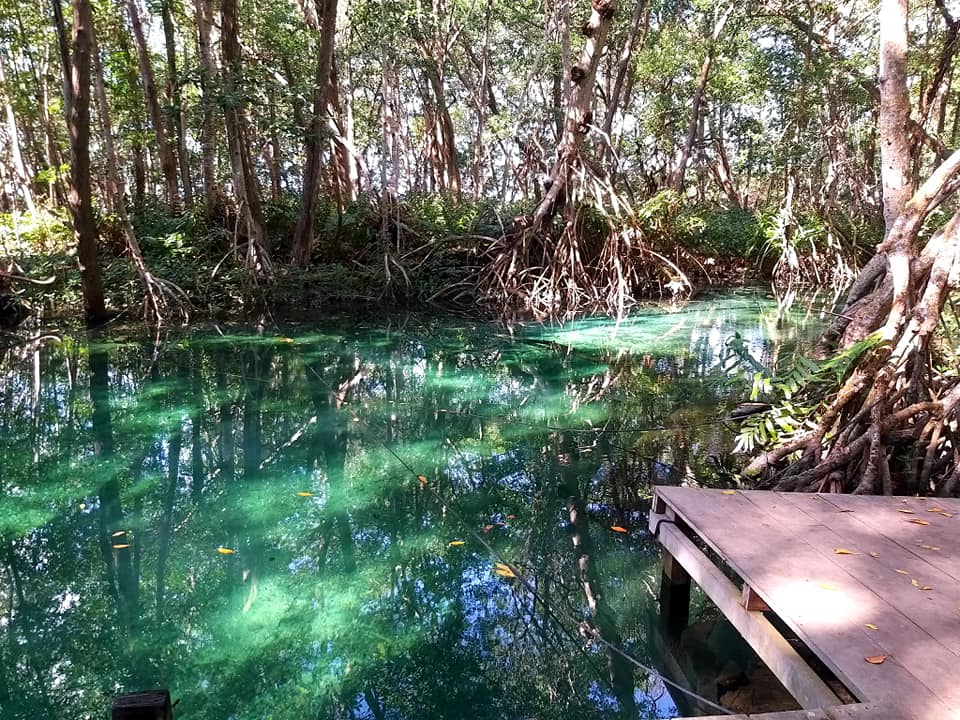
112 690 172 720
659 549 691 635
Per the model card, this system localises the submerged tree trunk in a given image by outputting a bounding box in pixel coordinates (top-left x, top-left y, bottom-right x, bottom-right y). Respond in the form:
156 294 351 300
54 0 108 324
291 0 338 267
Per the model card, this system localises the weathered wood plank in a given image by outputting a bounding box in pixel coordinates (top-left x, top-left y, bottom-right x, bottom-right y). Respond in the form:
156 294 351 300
650 508 841 710
689 710 829 720
816 494 960 583
654 488 955 717
736 491 960 712
688 706 903 720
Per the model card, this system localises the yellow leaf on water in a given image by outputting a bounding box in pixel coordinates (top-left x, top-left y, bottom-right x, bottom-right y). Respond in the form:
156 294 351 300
494 562 516 578
111 530 126 537
280 338 295 344
296 491 314 497
417 475 428 487
610 526 628 533
865 623 878 630
112 543 130 549
721 490 736 495
865 655 887 665
834 548 857 555
897 509 915 514
217 547 235 555
447 540 465 547
908 519 931 525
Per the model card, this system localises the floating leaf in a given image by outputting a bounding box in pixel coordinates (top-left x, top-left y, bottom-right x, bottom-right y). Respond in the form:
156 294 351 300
865 655 887 665
897 509 915 514
111 530 126 537
834 548 857 555
483 524 494 533
506 515 516 519
721 490 736 495
296 491 314 497
417 475 428 487
908 519 931 526
112 543 130 549
610 526 628 533
280 338 295 344
447 540 465 547
493 562 516 578
217 547 235 555
895 569 909 575
865 623 878 630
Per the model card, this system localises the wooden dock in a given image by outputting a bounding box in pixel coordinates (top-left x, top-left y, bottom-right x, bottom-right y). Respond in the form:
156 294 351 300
649 488 960 719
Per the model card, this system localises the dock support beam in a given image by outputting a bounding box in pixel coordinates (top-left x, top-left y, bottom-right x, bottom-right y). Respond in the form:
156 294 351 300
112 690 172 720
660 549 691 634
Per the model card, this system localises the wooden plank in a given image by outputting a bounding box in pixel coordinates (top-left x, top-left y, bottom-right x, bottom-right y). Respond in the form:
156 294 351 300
650 508 842 710
689 710 829 720
654 488 954 716
767 492 960 657
823 701 916 719
112 690 172 720
736 492 960 713
816 494 960 583
742 584 771 612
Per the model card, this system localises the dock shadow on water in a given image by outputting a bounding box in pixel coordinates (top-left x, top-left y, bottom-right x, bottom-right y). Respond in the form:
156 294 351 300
0 291 824 719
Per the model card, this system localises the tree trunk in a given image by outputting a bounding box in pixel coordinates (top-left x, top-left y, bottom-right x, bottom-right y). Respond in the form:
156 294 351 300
221 0 272 276
0 55 36 213
196 0 218 216
53 0 108 324
291 0 338 267
161 0 193 206
670 4 731 193
602 0 646 139
126 0 180 209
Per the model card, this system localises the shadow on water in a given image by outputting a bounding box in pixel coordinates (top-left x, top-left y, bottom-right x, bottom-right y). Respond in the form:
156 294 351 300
0 291 826 719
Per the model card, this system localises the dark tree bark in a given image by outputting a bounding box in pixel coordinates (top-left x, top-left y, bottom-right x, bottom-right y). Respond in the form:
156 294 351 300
161 0 193 206
291 0 339 267
126 0 180 210
53 0 108 324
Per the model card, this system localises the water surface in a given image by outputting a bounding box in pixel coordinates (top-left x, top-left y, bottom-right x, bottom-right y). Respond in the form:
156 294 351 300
0 291 824 719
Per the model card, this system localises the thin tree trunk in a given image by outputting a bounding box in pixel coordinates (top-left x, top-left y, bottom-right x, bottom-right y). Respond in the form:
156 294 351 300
161 0 193 206
291 0 339 267
196 0 218 215
221 0 272 276
602 0 646 139
0 56 36 212
53 0 108 324
126 0 180 209
670 4 730 193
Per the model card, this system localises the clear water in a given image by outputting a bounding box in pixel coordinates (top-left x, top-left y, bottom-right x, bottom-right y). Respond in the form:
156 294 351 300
0 291 824 719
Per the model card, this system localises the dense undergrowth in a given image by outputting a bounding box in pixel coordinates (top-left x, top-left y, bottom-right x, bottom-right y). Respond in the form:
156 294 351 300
0 192 877 323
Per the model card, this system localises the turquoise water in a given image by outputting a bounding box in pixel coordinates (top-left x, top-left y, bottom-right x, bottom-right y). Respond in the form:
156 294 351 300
0 292 823 719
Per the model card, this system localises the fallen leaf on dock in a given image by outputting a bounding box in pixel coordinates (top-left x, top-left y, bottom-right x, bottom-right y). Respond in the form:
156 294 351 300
216 547 235 555
937 511 953 518
895 569 909 574
610 526 628 533
295 491 314 497
928 507 946 513
907 519 931 525
834 548 857 555
919 544 941 551
922 586 933 591
817 583 838 591
911 579 920 587
897 509 915 514
865 655 887 664
447 540 465 547
869 552 879 557
721 490 736 495
865 623 878 630
838 509 855 513
493 562 516 578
